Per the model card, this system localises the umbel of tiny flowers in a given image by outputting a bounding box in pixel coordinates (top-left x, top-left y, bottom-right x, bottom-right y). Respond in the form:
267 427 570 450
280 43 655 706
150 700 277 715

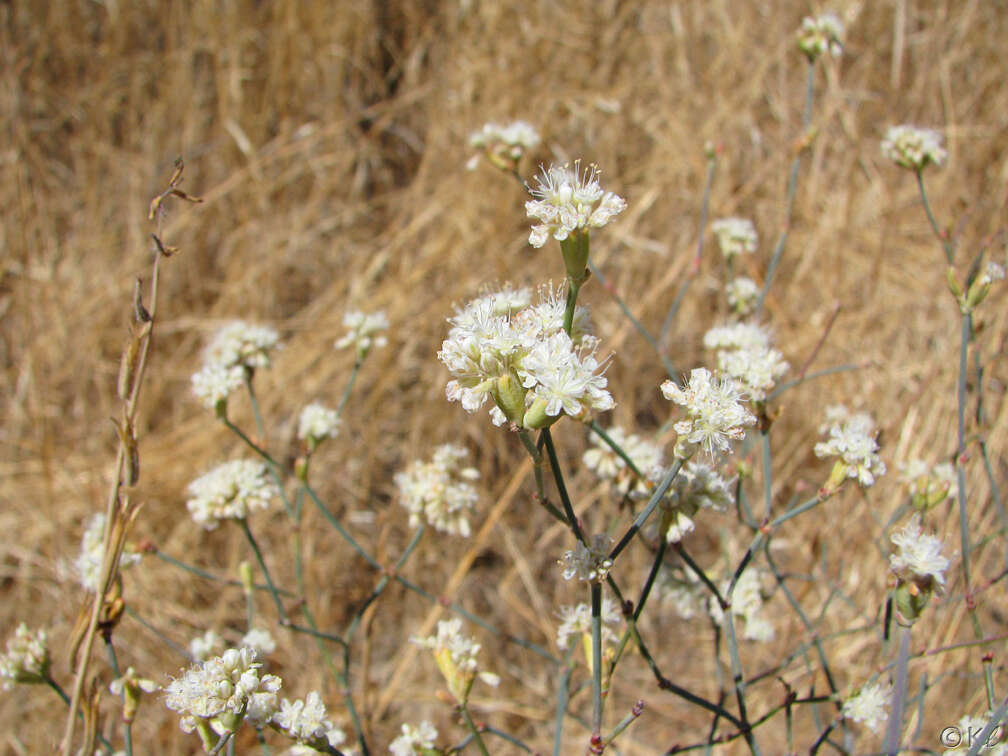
889 514 949 625
657 462 733 544
707 568 776 642
109 667 160 725
438 283 614 430
271 690 346 751
163 646 282 751
710 218 757 262
559 533 614 583
899 459 957 511
556 598 622 672
191 320 282 415
704 322 789 403
796 12 844 61
395 444 480 537
0 623 50 689
298 402 342 453
389 720 439 756
467 119 540 172
73 512 142 591
186 459 280 530
334 309 388 362
880 125 947 172
525 161 626 285
582 426 664 497
410 619 499 704
726 277 760 316
814 406 886 496
660 368 757 459
842 680 893 734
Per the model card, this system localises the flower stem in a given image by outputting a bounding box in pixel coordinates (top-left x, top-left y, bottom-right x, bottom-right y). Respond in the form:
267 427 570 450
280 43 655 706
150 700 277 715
460 705 491 756
237 519 287 620
591 582 604 736
915 169 955 265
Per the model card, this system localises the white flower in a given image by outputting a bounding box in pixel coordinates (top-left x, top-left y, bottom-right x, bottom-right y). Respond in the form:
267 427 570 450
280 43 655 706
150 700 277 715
796 13 844 60
559 534 614 583
273 691 346 748
203 321 281 372
389 721 438 756
658 570 705 620
241 628 276 656
703 322 771 353
899 459 957 506
297 403 342 444
881 125 947 171
661 368 756 458
334 310 388 358
395 444 480 537
186 460 279 529
943 712 1007 754
726 277 760 315
979 261 1006 286
843 681 892 733
814 410 886 487
583 426 664 497
658 462 734 543
0 624 49 689
711 218 757 260
469 120 540 165
438 283 612 427
525 162 626 248
556 599 622 650
716 344 789 402
708 569 774 642
188 630 224 662
890 514 949 590
191 362 245 409
411 619 498 702
164 646 281 736
72 512 142 592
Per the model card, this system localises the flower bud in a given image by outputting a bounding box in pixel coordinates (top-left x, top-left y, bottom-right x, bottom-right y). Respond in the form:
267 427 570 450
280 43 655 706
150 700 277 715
491 373 528 426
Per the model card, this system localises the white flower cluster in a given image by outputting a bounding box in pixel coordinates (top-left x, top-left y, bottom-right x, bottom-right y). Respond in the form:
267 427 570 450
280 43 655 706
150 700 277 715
658 568 705 620
389 720 438 756
273 691 346 750
439 284 614 428
842 680 892 733
410 619 499 702
726 277 760 315
242 628 276 656
881 125 947 171
661 368 756 458
889 514 949 591
164 646 281 737
899 458 957 508
796 13 844 60
659 462 734 543
191 321 281 409
708 569 775 642
186 460 279 529
814 407 886 487
297 402 342 445
334 310 389 359
73 512 142 592
979 260 1006 287
525 162 627 248
559 533 614 583
582 426 664 497
468 120 540 165
395 444 480 537
704 322 789 402
942 712 1006 754
189 630 224 662
0 623 49 689
556 598 622 650
711 217 757 261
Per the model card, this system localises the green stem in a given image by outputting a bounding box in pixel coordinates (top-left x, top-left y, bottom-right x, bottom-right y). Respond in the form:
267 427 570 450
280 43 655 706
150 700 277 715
541 428 586 545
915 170 955 265
460 705 491 756
955 313 973 591
755 61 815 316
301 481 381 570
237 519 287 620
591 582 604 736
153 551 295 598
609 458 685 560
563 278 583 336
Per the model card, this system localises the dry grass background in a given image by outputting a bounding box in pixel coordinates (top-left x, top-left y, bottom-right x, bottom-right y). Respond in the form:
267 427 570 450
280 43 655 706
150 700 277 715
2 0 1006 753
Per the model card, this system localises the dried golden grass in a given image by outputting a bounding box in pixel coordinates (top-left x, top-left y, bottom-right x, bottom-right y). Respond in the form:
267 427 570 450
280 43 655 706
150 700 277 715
1 1 1006 753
